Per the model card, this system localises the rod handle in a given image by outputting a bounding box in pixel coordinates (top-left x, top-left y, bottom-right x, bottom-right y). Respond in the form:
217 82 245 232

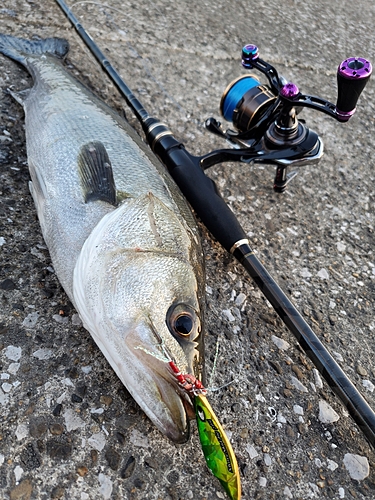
147 124 247 251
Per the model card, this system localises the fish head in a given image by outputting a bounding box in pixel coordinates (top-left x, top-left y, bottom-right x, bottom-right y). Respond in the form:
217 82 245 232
73 193 205 443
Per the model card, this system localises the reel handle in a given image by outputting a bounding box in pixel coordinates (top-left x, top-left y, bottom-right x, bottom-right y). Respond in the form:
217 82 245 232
336 57 372 121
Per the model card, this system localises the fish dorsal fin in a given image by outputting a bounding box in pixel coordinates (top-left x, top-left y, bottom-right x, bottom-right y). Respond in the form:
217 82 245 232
78 141 117 206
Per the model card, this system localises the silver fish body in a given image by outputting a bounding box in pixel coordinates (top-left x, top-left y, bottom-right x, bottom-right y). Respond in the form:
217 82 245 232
0 35 205 443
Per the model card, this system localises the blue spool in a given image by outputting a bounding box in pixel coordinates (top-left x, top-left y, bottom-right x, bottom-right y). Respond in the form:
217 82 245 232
221 75 261 122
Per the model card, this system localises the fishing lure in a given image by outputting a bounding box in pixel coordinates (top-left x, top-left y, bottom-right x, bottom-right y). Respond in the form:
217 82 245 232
169 361 241 500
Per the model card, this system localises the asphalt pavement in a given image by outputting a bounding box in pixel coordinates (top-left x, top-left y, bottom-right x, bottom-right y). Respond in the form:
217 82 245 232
1 0 375 499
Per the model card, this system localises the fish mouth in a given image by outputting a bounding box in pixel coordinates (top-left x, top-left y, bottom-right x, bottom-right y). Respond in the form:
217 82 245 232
91 320 194 444
128 346 192 443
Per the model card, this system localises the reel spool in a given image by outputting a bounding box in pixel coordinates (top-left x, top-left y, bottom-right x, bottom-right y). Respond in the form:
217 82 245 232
220 75 276 132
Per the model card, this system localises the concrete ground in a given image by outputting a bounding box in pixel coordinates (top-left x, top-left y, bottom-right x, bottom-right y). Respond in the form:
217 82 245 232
1 0 375 499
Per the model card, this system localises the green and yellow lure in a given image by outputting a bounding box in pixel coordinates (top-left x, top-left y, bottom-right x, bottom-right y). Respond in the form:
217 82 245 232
168 361 241 500
195 394 241 500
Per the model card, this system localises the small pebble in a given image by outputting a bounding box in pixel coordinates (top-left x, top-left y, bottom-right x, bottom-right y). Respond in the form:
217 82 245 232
22 312 39 329
313 369 323 389
222 309 236 322
88 432 106 452
246 444 258 459
343 453 369 480
235 292 246 306
71 394 83 403
239 428 248 439
121 456 136 479
293 405 304 415
5 345 22 362
259 476 267 487
14 465 24 482
327 459 338 471
317 268 329 279
71 314 82 326
100 395 113 406
2 383 12 393
292 365 304 380
286 425 295 438
283 486 293 498
77 464 88 476
52 314 69 324
0 278 16 290
63 409 85 431
356 365 368 377
277 413 287 423
362 380 375 392
333 351 344 362
264 453 272 466
271 335 290 351
318 400 340 424
49 424 64 436
15 424 29 441
300 268 312 278
290 376 308 393
98 473 113 500
130 430 149 448
9 479 32 500
105 447 121 470
52 404 62 417
32 348 53 360
8 363 20 375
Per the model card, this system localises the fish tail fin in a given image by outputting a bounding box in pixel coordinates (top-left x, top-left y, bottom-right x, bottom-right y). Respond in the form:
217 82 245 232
0 34 69 68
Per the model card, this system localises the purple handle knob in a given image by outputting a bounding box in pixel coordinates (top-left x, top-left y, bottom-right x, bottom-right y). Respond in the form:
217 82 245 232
242 44 259 68
336 57 372 121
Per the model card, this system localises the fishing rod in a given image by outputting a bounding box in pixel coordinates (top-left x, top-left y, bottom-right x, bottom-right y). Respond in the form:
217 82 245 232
54 0 375 448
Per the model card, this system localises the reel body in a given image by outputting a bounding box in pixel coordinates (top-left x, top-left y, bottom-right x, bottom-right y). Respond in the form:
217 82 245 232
204 45 372 191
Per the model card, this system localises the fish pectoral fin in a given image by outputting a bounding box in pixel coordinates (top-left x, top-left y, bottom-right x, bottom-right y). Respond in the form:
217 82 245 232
78 141 117 206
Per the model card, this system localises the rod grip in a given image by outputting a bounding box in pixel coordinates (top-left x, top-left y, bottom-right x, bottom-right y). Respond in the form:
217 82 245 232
153 135 247 251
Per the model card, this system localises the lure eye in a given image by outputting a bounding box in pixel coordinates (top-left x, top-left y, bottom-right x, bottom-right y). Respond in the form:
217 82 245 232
166 303 199 339
196 405 206 422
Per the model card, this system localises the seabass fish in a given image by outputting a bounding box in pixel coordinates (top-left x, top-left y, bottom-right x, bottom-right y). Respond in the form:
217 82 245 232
0 34 205 443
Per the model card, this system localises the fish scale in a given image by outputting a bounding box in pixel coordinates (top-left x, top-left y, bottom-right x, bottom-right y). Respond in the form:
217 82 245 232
0 33 205 443
23 54 192 297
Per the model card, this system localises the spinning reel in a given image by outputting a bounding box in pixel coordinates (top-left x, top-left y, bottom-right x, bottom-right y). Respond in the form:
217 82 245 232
204 44 372 191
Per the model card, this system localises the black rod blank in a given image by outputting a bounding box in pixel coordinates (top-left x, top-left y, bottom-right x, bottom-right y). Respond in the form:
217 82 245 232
234 244 375 447
55 0 149 124
54 0 375 448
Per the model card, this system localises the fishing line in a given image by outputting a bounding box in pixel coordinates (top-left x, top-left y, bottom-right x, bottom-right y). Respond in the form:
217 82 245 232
69 0 184 112
208 332 222 389
70 0 168 29
206 331 247 394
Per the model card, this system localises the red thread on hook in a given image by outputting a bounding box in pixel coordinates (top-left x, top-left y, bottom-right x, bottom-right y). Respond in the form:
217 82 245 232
169 361 207 397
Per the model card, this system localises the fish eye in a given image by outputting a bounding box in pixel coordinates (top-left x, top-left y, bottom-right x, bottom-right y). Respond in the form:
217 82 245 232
174 314 193 336
166 303 199 339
